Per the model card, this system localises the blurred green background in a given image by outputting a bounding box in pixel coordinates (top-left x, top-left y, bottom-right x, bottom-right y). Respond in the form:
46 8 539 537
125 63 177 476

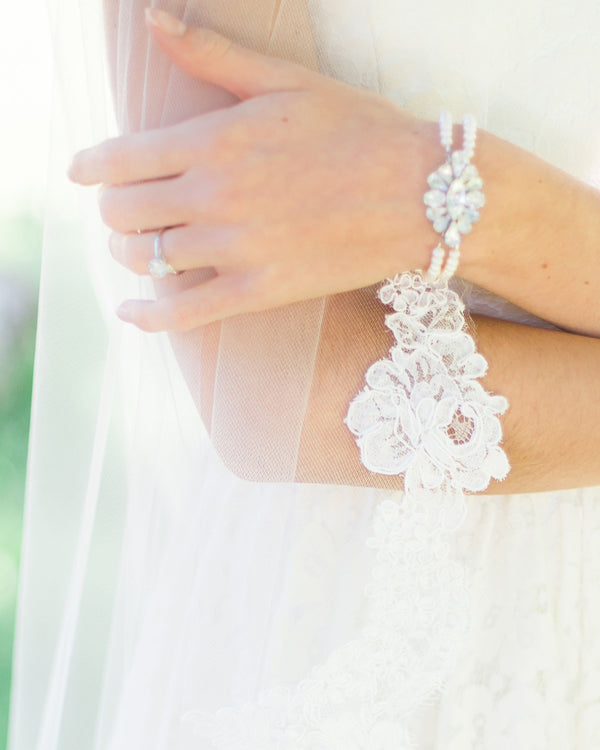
0 213 41 750
1 2 51 747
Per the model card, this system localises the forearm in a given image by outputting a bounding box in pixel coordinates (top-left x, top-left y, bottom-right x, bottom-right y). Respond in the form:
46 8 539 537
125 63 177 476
90 6 600 335
92 5 600 495
298 293 600 493
415 122 600 336
473 314 600 493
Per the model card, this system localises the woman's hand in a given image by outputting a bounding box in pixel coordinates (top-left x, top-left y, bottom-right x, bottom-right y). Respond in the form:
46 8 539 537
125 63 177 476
68 8 435 331
70 8 600 336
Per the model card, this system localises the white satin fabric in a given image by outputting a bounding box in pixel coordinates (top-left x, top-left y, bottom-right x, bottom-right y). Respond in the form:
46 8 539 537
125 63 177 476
9 0 600 748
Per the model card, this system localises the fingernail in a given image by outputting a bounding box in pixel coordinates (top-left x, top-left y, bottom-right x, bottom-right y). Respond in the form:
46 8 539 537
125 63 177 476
116 303 132 323
145 8 187 37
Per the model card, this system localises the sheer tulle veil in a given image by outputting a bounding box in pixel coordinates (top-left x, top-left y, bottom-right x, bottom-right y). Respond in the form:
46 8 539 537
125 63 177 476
11 2 403 748
10 0 600 748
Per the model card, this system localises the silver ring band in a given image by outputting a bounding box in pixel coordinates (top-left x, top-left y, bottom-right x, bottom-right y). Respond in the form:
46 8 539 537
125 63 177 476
147 228 177 279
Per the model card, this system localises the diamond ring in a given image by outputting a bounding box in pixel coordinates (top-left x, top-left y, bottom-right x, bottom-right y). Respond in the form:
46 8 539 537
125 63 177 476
147 228 177 279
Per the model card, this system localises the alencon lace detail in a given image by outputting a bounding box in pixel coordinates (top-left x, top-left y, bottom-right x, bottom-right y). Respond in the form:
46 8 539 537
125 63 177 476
182 273 509 748
346 272 509 494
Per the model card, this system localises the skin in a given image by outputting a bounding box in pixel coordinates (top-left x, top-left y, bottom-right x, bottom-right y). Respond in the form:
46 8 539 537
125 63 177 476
69 8 600 493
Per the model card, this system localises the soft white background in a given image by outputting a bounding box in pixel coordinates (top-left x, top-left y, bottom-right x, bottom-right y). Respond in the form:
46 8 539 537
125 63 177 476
0 0 53 221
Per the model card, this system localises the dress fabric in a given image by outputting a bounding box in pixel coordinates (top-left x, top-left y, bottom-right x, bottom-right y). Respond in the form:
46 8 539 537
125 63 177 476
8 0 600 749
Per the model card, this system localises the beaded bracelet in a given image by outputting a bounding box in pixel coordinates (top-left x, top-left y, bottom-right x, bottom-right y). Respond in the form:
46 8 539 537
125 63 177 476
424 112 485 281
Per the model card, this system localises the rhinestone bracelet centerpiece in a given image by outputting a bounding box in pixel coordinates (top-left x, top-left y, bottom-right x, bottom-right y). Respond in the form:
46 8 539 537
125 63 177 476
424 112 485 281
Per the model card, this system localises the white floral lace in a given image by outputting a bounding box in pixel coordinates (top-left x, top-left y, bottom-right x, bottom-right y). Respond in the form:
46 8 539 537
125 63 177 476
346 272 509 494
182 273 509 748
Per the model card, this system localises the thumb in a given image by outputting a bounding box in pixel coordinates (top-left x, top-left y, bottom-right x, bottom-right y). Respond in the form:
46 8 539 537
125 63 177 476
144 8 318 100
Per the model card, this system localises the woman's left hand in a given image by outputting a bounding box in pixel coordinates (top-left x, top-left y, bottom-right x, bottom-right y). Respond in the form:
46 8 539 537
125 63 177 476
68 8 435 331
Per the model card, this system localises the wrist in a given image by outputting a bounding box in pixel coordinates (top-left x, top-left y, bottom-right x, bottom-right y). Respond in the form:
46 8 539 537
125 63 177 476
405 114 487 281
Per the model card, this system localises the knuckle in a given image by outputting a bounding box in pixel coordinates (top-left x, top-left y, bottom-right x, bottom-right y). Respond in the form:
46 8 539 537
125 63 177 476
124 234 149 274
136 318 159 333
205 126 240 170
98 187 121 229
98 188 131 233
194 29 234 67
206 116 255 166
108 231 125 262
164 298 196 332
133 304 161 333
108 231 119 256
189 173 230 219
208 180 238 216
110 232 152 274
213 226 242 265
231 269 268 304
96 138 128 183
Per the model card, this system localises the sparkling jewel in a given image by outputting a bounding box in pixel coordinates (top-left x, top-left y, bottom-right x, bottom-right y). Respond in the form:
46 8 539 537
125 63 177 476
456 213 473 233
439 110 453 152
451 150 468 177
424 112 482 279
424 189 446 207
426 206 445 220
461 164 478 182
466 176 483 191
148 258 176 279
444 222 461 248
434 214 451 233
437 163 453 185
467 190 485 209
427 172 450 190
447 178 467 204
448 203 464 220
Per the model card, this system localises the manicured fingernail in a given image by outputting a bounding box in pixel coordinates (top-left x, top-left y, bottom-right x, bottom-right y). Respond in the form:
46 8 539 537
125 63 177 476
116 303 132 323
145 8 187 37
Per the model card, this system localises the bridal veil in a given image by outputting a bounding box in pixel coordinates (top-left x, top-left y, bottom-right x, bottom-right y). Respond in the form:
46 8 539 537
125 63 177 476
9 0 600 748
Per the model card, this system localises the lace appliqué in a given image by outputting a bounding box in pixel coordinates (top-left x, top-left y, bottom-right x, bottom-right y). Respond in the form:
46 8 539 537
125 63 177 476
346 272 509 494
183 273 509 749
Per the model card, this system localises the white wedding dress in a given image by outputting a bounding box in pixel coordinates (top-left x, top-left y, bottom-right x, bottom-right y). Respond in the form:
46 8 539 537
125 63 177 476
8 1 600 749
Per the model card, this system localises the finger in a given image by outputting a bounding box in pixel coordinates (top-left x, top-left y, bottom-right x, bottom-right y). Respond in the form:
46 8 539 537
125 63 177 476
68 118 201 186
98 175 193 233
116 274 255 331
109 225 240 275
145 8 321 100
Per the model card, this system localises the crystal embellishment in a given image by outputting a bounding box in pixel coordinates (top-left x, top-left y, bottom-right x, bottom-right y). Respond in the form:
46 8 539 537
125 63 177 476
424 151 485 248
147 257 177 279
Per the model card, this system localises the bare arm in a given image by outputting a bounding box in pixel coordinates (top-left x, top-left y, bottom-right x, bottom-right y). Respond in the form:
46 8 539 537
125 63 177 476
434 126 600 337
83 9 600 492
298 292 600 493
473 316 600 492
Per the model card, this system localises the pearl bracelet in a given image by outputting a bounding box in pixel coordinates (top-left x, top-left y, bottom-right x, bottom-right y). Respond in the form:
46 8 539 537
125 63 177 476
424 112 484 281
